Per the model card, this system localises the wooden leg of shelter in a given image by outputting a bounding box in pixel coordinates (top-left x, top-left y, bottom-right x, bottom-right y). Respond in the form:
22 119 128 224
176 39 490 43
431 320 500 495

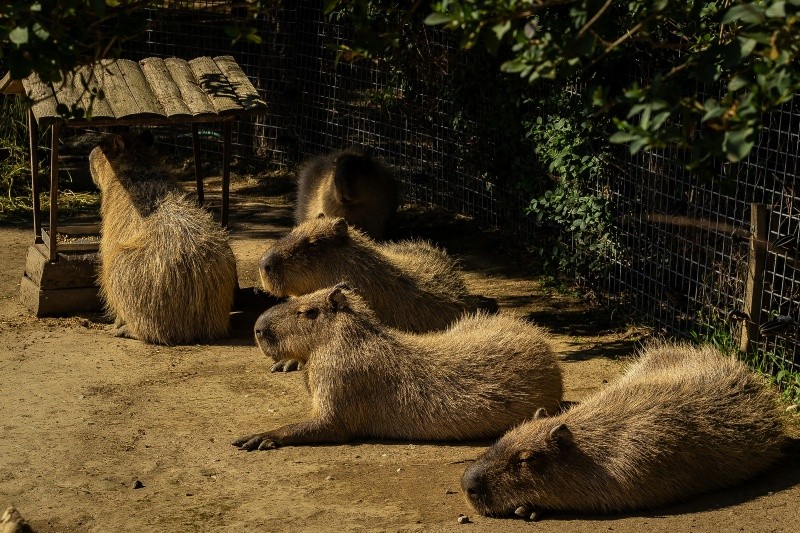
28 110 42 244
48 122 60 262
221 118 232 228
191 124 204 206
739 203 767 354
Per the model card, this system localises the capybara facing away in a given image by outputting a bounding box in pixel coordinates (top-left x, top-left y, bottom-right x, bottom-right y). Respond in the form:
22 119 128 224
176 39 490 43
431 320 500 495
461 342 787 517
259 216 477 334
233 284 562 450
295 147 398 240
90 131 237 345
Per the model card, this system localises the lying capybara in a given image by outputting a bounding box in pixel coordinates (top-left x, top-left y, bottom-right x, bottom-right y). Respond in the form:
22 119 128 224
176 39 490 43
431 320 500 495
461 342 787 517
90 131 237 345
233 284 562 450
294 148 398 239
260 216 477 333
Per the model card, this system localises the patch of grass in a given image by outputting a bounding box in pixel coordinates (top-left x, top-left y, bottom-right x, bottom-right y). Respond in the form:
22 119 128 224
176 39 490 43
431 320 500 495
0 97 100 224
688 316 800 407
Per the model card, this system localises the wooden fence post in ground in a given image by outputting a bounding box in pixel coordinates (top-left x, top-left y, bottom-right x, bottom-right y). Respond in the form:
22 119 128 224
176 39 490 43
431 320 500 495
740 203 767 354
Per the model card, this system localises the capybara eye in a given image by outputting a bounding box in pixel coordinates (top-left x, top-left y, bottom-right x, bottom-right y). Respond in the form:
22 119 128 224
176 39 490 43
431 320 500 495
303 308 320 319
517 451 542 464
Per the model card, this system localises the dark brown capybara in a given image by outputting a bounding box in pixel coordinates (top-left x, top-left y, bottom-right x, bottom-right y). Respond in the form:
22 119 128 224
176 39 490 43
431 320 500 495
294 148 398 240
233 284 562 450
461 342 787 518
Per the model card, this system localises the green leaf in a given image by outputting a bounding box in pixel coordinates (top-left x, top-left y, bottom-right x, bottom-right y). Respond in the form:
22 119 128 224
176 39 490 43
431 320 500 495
723 127 755 162
9 26 29 45
728 76 749 92
609 131 639 144
722 4 766 24
424 13 453 26
765 1 786 17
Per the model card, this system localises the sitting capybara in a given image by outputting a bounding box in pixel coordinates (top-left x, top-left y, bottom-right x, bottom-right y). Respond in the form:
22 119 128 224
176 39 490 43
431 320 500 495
233 284 562 450
90 131 237 345
295 148 398 240
260 216 478 334
461 342 787 517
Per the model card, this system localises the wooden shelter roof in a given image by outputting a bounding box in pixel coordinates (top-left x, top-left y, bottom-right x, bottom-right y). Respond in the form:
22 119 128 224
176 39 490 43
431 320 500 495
21 55 266 127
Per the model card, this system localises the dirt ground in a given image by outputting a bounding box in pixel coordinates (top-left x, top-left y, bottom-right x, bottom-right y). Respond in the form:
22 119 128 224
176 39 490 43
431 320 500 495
1 178 799 533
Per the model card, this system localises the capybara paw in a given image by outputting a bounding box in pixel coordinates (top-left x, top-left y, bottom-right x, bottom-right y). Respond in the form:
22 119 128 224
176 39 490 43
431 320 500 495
232 432 279 451
111 324 137 340
1 507 32 533
270 359 303 372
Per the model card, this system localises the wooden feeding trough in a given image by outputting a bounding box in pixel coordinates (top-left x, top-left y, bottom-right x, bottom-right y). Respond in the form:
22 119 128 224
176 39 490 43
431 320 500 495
2 55 266 316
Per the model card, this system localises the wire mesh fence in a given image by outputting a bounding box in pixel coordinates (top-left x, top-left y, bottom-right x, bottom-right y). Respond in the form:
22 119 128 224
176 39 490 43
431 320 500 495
120 3 799 376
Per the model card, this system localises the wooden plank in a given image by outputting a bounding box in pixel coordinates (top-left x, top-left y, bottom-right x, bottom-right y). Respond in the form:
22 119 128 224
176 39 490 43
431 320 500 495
165 58 216 116
139 57 192 118
25 243 99 288
23 72 59 124
213 55 266 111
20 274 102 317
0 72 24 94
96 59 144 119
116 59 165 116
78 64 115 120
189 56 241 114
740 203 767 354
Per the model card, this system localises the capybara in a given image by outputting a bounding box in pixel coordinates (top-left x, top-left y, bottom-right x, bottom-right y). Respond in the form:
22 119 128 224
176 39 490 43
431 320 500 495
90 131 237 345
0 508 32 533
294 148 398 239
233 284 562 450
259 216 477 334
461 342 787 517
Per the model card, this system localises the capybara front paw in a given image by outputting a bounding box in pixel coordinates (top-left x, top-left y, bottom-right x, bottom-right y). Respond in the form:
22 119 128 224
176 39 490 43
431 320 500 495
270 359 303 372
232 432 279 451
111 324 138 340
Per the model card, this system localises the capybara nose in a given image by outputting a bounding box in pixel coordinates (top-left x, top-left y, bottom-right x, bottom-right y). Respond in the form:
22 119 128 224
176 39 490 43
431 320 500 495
259 250 278 274
253 313 275 343
461 464 486 500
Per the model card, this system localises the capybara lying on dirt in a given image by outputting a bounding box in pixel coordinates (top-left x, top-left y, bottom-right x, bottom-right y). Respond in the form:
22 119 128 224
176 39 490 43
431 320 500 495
294 148 398 239
259 216 477 334
233 284 562 450
461 342 787 518
90 131 237 345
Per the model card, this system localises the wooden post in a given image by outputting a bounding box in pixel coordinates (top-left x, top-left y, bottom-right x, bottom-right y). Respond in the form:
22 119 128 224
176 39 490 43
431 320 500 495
48 122 60 262
191 123 204 206
221 118 232 228
740 203 767 354
28 109 43 244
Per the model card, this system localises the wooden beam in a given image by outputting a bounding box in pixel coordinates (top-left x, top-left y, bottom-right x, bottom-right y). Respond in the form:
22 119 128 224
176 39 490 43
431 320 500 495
28 109 43 244
221 118 232 227
740 203 767 354
192 123 204 206
49 122 60 262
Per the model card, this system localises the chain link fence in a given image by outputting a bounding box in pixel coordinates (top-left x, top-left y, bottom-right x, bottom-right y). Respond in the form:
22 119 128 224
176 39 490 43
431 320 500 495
121 3 799 377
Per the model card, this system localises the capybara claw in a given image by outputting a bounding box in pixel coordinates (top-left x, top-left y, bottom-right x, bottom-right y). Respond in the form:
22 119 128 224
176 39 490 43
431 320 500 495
271 359 303 372
233 433 278 451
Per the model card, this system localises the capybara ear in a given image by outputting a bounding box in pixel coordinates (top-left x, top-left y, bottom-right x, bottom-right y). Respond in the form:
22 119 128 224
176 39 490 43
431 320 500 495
100 134 125 155
548 424 573 446
533 407 548 420
138 129 155 147
326 285 349 311
331 217 349 236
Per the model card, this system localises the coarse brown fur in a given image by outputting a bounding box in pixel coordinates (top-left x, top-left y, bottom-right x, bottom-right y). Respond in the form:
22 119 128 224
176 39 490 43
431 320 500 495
233 285 563 450
90 131 237 345
259 216 477 334
461 342 788 517
294 148 398 239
